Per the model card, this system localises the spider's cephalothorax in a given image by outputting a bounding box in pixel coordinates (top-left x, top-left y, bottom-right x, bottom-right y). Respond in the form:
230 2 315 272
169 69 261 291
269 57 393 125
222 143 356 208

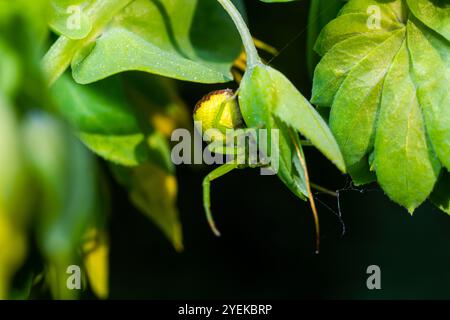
193 89 245 143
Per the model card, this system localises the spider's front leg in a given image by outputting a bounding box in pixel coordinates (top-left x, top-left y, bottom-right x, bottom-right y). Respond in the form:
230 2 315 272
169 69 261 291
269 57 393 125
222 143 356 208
193 89 248 236
202 162 240 237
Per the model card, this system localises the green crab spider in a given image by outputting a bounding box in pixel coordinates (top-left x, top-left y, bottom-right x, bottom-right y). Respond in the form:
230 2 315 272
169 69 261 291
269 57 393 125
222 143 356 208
194 90 322 243
194 89 272 236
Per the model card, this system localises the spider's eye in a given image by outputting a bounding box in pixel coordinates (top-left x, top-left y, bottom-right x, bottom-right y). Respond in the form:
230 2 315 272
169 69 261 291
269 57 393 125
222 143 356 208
193 89 244 137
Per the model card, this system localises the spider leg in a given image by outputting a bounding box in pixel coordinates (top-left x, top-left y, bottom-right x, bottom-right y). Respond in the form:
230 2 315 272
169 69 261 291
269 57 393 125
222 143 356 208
203 163 240 237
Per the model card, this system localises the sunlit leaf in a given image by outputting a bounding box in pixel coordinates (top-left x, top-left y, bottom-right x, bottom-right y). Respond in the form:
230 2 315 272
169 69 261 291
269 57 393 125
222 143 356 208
407 0 450 41
312 0 450 211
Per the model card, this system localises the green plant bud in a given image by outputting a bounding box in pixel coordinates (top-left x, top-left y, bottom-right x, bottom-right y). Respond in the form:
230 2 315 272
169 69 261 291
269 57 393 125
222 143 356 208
193 89 244 140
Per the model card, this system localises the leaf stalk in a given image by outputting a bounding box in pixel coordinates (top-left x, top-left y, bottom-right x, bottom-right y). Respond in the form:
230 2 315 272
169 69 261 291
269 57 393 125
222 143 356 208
217 0 261 68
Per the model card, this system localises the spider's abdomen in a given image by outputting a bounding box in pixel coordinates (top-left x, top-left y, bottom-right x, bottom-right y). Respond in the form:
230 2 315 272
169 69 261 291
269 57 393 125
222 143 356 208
194 89 244 141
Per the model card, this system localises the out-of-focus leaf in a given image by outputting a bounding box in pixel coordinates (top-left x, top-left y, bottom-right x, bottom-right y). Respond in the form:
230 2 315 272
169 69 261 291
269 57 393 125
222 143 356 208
53 70 184 251
22 112 97 299
259 0 298 2
0 97 29 299
82 171 110 300
0 40 21 97
8 271 34 300
83 229 109 299
0 0 50 104
0 0 51 299
52 74 174 169
0 213 27 300
124 73 191 138
0 0 50 40
113 162 183 251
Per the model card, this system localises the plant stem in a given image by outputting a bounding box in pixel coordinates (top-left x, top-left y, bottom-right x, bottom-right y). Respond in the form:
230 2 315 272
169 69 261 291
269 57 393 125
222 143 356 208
217 0 261 68
42 0 133 86
288 128 321 254
310 183 338 197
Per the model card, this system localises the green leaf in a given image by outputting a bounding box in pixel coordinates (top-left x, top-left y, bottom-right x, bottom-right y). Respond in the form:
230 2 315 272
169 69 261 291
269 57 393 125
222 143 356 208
306 0 345 77
259 0 298 2
0 97 29 299
0 40 21 97
239 64 346 200
1 0 50 100
46 0 243 84
267 66 346 173
312 0 450 211
52 74 175 169
49 0 94 40
328 29 405 184
82 169 111 300
53 72 182 251
124 72 191 138
407 0 450 41
83 228 109 299
314 11 403 56
374 42 441 212
239 65 308 200
112 162 183 251
430 170 450 214
407 18 450 170
312 32 392 107
0 0 51 299
22 112 97 299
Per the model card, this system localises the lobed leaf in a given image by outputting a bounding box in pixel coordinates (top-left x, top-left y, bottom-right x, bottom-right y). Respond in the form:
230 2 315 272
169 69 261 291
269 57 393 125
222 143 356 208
407 0 450 41
312 0 450 212
306 0 345 77
374 42 441 212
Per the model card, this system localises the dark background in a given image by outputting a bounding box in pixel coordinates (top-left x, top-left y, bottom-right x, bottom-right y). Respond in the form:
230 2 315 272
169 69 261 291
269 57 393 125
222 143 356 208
107 0 450 299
